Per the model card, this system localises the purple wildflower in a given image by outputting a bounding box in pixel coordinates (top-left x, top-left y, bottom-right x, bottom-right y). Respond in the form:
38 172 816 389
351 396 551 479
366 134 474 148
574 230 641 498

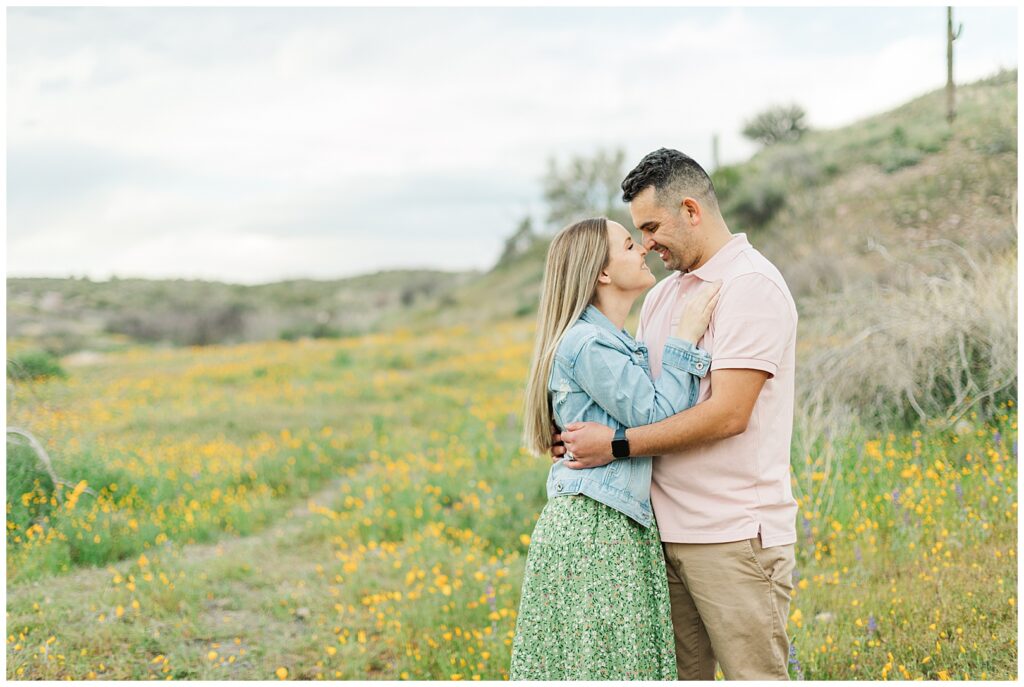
993 431 1002 445
867 615 878 635
891 488 901 505
854 545 862 562
788 641 805 680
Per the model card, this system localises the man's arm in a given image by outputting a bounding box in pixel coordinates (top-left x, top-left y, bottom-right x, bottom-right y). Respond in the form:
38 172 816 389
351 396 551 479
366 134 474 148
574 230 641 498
627 367 767 454
558 368 768 467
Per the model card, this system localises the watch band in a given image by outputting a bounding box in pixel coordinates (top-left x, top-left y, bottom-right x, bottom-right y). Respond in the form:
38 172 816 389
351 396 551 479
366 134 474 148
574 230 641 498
612 426 630 459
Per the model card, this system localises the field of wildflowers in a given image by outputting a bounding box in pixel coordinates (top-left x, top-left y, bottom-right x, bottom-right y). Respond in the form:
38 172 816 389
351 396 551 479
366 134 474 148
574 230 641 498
6 320 1017 679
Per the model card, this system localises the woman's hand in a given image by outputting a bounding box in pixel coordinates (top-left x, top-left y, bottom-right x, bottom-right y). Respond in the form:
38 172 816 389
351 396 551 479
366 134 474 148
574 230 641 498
674 280 723 343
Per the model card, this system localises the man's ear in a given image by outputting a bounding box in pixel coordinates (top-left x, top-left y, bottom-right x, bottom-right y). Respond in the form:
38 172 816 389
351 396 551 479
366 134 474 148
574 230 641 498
682 197 703 226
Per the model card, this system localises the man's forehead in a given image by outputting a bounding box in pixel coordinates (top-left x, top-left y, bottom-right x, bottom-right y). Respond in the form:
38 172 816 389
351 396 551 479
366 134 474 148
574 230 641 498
634 185 659 205
629 187 662 223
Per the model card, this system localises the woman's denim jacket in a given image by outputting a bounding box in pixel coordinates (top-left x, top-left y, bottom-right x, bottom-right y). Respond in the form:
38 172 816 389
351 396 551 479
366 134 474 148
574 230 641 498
547 304 712 527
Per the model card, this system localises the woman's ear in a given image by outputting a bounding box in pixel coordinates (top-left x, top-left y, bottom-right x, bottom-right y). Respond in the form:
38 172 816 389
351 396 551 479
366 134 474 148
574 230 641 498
596 269 612 285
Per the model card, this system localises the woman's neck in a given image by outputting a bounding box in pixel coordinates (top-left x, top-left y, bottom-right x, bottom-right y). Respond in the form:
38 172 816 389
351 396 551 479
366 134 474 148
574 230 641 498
592 290 636 331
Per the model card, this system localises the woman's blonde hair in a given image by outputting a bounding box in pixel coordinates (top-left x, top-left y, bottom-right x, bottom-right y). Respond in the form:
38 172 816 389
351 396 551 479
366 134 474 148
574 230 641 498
522 217 610 455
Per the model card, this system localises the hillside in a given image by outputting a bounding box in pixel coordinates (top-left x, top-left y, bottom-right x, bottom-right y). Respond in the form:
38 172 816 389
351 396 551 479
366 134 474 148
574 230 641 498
422 69 1016 326
7 269 475 354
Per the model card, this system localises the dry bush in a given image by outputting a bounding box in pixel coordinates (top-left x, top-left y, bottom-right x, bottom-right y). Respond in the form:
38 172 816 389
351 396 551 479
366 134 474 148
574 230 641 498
797 240 1016 430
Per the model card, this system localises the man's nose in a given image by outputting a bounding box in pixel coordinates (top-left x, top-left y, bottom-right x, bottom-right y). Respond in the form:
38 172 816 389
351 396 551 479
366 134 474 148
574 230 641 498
641 233 656 250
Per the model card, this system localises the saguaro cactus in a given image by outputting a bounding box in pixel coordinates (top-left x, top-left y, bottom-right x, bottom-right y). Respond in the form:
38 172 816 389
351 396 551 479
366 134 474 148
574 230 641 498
946 7 964 123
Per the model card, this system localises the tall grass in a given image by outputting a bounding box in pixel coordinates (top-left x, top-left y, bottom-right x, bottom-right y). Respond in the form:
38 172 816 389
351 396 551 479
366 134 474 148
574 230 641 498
798 243 1016 430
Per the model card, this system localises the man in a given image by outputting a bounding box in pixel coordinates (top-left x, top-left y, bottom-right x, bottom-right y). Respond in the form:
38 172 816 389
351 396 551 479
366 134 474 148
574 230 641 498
553 148 799 680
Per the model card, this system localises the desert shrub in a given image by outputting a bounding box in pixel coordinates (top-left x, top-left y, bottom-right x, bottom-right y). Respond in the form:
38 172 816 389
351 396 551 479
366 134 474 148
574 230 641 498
742 104 808 146
773 147 824 186
723 175 787 229
879 147 924 173
280 323 347 341
311 323 343 339
106 302 249 346
716 150 818 230
710 165 743 205
7 350 66 381
514 302 536 318
798 247 1016 429
782 251 849 298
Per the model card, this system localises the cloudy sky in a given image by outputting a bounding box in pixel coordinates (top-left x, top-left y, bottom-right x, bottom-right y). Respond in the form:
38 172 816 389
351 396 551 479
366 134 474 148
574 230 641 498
7 6 1018 284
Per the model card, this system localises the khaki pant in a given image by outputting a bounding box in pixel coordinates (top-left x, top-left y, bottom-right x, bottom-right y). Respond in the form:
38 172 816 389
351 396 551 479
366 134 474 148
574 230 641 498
663 537 796 680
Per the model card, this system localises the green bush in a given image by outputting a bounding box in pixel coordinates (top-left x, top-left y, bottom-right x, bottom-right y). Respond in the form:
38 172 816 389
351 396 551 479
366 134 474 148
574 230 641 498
514 302 536 318
7 350 67 381
5 443 57 533
280 323 347 341
311 323 343 339
710 165 743 205
880 147 923 173
724 176 787 229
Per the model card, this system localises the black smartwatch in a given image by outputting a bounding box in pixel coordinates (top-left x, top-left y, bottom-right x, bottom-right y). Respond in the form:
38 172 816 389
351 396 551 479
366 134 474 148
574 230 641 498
611 427 630 459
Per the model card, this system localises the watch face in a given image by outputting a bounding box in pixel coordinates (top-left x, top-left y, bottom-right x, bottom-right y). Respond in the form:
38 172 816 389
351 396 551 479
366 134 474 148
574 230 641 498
612 439 629 458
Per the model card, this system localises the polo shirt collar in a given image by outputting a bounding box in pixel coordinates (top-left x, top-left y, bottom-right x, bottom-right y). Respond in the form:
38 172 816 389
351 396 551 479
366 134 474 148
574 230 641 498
687 233 750 281
580 304 640 351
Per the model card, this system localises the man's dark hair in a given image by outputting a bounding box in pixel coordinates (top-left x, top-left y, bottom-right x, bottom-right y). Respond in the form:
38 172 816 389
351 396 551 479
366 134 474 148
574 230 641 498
621 148 718 210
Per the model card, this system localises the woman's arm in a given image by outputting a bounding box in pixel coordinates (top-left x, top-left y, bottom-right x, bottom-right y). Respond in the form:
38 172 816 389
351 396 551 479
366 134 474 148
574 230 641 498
568 334 710 429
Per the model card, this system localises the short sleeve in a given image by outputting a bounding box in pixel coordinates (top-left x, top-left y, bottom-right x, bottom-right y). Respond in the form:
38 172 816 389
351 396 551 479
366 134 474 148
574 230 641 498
709 274 793 378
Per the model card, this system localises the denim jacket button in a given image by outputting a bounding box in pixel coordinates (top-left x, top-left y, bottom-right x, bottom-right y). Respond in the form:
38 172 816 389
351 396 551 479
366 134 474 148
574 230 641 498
556 483 563 492
696 362 705 370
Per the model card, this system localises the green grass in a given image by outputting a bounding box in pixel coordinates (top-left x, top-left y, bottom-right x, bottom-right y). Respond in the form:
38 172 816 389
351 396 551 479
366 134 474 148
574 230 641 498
6 319 1017 680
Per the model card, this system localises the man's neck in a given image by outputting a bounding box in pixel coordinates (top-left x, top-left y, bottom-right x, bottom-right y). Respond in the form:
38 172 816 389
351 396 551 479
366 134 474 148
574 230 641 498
689 225 734 273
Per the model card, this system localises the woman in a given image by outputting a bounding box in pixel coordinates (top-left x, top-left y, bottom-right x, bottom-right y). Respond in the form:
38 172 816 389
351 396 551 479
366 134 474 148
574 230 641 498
510 217 720 680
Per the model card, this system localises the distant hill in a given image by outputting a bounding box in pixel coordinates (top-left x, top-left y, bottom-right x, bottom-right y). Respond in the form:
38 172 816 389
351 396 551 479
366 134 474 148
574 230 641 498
7 270 475 354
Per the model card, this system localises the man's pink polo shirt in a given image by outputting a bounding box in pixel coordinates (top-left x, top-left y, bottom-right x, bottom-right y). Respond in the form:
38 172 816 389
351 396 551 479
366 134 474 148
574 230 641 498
636 233 798 547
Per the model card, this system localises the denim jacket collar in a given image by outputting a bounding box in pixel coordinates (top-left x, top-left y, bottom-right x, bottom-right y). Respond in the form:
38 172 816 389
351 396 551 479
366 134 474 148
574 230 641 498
579 304 642 352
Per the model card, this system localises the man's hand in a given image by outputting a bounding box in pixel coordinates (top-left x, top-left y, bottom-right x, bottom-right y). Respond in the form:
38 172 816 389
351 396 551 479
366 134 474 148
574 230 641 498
558 422 615 469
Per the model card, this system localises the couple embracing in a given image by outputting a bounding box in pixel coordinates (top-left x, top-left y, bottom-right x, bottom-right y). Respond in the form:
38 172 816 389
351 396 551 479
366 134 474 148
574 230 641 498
511 148 799 680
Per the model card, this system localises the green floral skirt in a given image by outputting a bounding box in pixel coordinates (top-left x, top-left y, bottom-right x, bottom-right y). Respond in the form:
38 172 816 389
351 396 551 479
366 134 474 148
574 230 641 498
510 494 677 680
